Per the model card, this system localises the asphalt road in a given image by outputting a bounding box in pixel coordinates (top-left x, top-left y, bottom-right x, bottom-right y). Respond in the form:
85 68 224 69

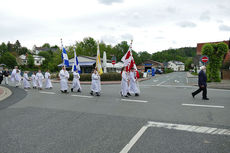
0 72 229 153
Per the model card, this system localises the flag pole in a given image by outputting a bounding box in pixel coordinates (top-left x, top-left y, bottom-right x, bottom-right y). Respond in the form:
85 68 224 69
60 38 64 66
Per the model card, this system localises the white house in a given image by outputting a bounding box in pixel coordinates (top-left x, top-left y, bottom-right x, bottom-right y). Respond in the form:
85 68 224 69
18 54 45 66
33 55 45 66
167 61 185 71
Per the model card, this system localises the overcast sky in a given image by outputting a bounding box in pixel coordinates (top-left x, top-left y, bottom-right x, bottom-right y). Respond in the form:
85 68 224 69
0 0 230 53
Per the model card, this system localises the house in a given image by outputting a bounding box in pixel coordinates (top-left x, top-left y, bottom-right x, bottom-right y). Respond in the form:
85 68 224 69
32 45 58 55
137 60 163 72
58 56 111 73
19 55 27 65
18 54 45 66
33 55 45 66
167 61 185 71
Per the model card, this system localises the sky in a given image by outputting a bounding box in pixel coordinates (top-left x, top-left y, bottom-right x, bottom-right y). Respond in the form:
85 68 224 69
0 0 230 53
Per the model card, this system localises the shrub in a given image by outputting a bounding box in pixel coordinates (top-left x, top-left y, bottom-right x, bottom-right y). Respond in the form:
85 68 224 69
164 68 173 73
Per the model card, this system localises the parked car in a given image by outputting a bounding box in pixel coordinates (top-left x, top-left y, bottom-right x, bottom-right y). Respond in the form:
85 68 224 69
155 69 163 74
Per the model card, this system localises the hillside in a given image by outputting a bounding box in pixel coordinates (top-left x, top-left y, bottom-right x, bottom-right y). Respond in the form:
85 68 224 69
151 47 196 63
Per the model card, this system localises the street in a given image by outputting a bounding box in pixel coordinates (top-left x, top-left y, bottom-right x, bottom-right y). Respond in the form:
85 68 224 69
0 72 230 153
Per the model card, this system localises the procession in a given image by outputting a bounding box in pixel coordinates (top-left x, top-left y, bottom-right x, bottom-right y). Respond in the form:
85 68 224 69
2 40 141 98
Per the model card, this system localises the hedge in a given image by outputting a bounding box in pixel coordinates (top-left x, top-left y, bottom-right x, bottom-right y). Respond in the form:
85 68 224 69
52 72 143 81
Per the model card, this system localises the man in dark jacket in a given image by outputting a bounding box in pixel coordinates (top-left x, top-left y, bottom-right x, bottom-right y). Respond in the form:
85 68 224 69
192 66 209 100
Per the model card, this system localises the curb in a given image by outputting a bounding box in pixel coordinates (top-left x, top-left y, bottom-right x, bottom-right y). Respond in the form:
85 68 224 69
186 72 198 78
51 77 151 85
0 86 12 101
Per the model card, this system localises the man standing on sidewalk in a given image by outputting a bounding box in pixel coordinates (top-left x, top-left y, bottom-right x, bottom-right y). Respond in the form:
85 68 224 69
192 66 209 100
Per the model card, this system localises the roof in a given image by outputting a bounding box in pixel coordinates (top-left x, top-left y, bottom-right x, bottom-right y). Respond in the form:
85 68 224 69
34 47 58 52
140 60 164 67
168 61 184 65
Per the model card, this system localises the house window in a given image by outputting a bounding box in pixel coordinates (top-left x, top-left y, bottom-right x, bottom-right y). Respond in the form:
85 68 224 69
37 61 39 64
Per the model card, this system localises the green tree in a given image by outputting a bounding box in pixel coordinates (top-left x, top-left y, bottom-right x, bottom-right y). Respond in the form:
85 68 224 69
0 42 8 55
0 52 17 68
27 54 34 68
19 47 29 55
202 42 228 82
14 40 21 53
42 43 51 48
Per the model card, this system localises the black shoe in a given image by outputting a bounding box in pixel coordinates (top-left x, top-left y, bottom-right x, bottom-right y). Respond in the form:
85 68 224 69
77 89 81 92
71 88 73 92
124 95 129 98
203 98 209 100
127 92 131 96
61 90 64 93
90 91 93 95
192 93 195 98
96 92 100 96
135 93 139 96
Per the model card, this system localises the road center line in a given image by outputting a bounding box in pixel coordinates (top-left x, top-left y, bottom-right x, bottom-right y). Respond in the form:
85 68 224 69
121 99 148 103
182 103 224 108
119 125 149 153
39 91 56 95
71 95 93 98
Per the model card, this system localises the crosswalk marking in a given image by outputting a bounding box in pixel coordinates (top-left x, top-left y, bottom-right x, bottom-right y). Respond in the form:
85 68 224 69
120 121 230 153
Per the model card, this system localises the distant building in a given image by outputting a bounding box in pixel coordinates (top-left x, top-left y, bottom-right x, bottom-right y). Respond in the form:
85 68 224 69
18 54 45 66
137 60 163 72
58 56 111 73
167 61 185 71
33 55 45 66
32 45 58 55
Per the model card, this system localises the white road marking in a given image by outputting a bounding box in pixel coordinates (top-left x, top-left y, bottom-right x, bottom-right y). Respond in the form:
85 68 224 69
182 103 224 108
71 95 94 98
120 120 230 153
119 125 149 153
153 79 158 82
121 99 148 103
186 77 189 84
156 80 168 86
174 80 180 83
39 91 56 95
147 121 230 136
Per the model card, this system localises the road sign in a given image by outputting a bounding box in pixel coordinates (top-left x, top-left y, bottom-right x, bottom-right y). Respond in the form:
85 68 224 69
201 56 209 63
112 60 116 65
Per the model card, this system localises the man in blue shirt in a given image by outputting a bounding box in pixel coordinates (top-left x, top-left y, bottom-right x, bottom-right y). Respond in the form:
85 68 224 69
192 66 209 100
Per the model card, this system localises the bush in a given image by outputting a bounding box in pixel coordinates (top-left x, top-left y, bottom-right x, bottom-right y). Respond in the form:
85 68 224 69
164 68 173 73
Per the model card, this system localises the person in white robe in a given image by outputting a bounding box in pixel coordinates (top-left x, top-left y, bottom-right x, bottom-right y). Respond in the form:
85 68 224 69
23 71 31 89
36 70 44 90
121 67 129 97
71 70 81 92
10 66 18 86
90 69 100 96
59 66 69 93
45 70 53 89
15 69 21 87
128 68 140 96
31 72 37 89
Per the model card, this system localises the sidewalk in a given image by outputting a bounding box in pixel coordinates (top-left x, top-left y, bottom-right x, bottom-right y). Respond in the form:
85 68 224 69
207 80 230 90
187 72 230 90
0 86 12 101
51 77 151 85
